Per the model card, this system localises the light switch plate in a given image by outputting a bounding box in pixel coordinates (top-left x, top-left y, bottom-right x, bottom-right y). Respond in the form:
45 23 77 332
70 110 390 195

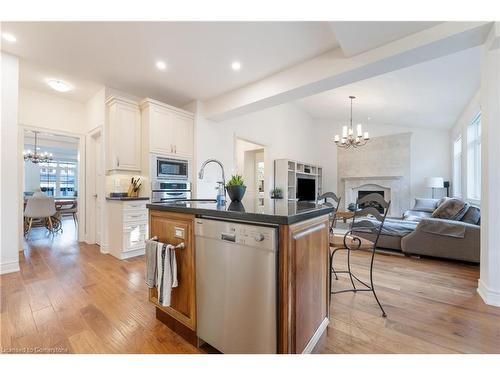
174 227 185 239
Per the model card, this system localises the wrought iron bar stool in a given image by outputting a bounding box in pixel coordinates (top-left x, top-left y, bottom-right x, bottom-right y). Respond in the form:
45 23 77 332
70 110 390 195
316 192 341 234
329 192 391 317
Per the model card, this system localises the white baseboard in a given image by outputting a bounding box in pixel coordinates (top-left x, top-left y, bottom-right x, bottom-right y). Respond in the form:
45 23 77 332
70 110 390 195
115 248 145 260
0 260 20 275
100 242 109 254
302 317 329 354
478 279 500 307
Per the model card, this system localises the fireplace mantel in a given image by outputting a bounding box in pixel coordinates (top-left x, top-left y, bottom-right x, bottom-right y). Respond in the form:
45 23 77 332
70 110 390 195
343 176 404 216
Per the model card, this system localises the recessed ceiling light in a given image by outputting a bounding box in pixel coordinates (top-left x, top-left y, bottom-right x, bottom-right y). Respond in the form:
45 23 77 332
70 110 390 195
231 61 241 71
156 61 167 71
2 32 17 43
47 79 73 93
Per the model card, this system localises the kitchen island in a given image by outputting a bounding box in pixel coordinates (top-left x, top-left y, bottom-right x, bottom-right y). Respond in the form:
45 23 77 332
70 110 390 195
147 198 333 354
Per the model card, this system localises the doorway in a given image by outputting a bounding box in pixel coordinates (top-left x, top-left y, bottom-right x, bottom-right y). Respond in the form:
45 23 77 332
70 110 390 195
234 138 266 208
22 129 82 245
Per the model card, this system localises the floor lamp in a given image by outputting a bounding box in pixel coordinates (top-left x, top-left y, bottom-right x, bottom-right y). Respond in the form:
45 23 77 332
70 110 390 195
426 177 444 199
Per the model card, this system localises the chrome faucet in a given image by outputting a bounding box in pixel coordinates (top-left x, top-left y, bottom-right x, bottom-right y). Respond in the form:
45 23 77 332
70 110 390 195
198 159 227 201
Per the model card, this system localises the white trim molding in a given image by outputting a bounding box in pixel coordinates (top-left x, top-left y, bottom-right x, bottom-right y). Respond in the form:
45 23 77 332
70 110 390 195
302 317 329 354
478 279 500 307
0 260 20 275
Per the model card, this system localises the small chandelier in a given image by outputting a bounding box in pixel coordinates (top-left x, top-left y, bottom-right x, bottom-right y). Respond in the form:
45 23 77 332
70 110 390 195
334 96 370 149
23 131 53 164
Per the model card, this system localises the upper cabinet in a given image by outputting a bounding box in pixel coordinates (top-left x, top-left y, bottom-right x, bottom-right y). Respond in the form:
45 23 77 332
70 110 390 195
106 96 142 172
140 98 194 159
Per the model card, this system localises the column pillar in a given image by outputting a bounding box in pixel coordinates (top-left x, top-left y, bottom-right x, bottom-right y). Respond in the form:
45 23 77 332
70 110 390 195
478 22 500 306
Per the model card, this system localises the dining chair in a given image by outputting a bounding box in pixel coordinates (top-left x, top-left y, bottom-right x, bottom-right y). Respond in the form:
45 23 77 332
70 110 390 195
316 192 341 234
329 192 391 317
58 200 78 225
24 190 60 237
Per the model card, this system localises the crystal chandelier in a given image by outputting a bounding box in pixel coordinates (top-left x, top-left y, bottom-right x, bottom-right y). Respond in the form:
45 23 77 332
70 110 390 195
334 96 370 149
23 131 53 164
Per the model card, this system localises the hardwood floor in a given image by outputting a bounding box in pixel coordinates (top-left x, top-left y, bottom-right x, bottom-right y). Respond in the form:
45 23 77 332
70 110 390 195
0 219 200 354
315 250 500 354
2 219 499 354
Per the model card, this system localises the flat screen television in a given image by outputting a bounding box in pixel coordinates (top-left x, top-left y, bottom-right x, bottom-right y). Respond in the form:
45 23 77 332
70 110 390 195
296 177 316 201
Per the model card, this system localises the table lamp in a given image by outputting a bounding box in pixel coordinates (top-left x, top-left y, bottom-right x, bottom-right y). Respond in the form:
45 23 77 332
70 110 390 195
425 177 444 198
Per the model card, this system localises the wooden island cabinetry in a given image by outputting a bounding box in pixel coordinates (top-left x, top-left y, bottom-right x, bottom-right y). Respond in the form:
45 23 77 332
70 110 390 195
148 210 197 342
147 201 332 354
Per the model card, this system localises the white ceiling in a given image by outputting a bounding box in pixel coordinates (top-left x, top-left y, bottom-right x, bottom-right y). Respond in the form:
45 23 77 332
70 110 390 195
2 21 339 104
294 46 481 129
331 21 442 56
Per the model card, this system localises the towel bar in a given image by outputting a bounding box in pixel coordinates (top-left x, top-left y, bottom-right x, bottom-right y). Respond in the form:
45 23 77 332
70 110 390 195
147 236 185 250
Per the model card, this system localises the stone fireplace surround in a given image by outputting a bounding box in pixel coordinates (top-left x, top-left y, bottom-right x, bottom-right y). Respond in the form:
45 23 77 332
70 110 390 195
343 176 404 217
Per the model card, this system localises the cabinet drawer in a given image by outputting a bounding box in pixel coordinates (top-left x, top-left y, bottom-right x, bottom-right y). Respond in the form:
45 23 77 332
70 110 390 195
123 201 147 211
123 223 148 251
123 210 148 224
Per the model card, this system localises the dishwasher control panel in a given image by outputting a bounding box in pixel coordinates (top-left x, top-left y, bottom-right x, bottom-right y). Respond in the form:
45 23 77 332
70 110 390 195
195 218 277 251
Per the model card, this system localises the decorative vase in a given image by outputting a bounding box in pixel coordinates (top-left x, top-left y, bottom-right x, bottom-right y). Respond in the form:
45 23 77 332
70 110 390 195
226 185 246 202
347 203 358 212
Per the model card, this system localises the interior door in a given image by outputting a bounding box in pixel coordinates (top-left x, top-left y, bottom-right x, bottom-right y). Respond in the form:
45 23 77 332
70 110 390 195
94 132 103 245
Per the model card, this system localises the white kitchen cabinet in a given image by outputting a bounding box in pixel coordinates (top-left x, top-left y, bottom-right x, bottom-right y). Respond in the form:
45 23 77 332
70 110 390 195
106 198 149 260
171 112 194 158
140 98 194 159
106 96 142 171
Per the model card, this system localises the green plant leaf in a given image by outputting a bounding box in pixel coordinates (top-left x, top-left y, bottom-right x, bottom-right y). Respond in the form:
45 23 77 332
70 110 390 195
226 174 245 187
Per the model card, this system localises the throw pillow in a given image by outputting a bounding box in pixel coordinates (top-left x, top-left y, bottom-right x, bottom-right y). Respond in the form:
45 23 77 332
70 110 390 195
437 196 449 207
432 198 469 221
413 198 440 213
460 205 481 225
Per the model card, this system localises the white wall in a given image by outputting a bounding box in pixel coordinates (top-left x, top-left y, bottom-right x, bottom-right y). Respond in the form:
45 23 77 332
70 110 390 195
86 87 105 132
1 53 20 274
196 102 320 199
315 120 451 204
450 91 480 201
19 88 87 134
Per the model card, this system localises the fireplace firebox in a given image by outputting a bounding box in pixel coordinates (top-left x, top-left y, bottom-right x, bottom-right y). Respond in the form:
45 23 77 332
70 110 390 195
358 190 385 213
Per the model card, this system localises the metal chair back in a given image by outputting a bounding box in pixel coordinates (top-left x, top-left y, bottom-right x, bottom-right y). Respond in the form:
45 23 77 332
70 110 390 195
317 192 341 232
350 192 391 251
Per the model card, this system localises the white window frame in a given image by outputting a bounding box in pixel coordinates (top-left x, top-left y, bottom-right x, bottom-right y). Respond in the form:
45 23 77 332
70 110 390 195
452 135 462 198
467 113 481 202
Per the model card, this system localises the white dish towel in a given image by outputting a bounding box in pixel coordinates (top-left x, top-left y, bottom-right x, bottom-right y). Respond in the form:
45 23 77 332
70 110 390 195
156 242 178 307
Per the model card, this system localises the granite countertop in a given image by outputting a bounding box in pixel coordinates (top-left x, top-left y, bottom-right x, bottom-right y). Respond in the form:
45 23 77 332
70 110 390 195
106 196 150 201
147 198 333 225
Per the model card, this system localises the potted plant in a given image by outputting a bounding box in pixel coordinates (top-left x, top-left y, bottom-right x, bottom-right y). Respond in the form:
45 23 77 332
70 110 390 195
270 188 283 199
226 174 247 202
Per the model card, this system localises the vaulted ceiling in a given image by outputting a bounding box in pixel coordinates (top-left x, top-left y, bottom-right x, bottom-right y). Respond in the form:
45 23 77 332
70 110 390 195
294 46 481 129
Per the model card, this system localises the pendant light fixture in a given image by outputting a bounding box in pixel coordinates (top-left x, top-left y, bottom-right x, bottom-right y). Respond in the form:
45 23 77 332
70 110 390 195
334 96 370 149
23 131 53 164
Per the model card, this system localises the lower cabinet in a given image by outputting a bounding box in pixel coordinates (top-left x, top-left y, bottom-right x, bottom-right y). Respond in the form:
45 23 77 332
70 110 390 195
106 199 149 260
278 215 330 353
148 210 196 331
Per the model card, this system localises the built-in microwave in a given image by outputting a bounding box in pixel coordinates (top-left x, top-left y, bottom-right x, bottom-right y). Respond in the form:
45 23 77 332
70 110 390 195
153 156 189 180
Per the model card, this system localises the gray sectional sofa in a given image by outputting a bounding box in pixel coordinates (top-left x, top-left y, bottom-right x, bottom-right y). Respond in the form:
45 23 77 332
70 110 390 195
353 198 481 263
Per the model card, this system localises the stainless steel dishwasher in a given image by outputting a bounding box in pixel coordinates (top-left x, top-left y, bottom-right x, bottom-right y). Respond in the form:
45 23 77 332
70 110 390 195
195 218 278 353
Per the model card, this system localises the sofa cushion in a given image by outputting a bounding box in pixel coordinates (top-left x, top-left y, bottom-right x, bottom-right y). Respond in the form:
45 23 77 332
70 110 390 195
412 198 440 213
403 210 433 222
432 198 469 221
460 205 481 225
353 218 418 237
